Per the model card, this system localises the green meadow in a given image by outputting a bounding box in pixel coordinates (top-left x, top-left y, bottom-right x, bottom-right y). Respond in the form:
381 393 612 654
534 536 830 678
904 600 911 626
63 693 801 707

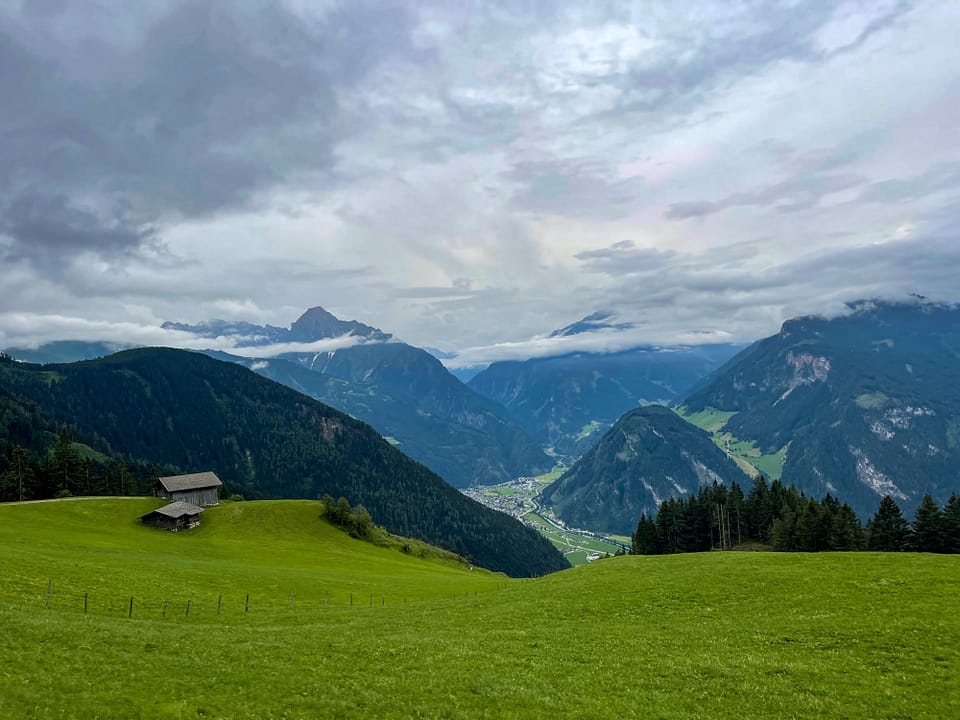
1 499 959 719
678 406 786 479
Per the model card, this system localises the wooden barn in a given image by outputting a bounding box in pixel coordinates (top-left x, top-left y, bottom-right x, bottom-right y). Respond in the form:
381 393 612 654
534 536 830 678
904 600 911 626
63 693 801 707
156 471 222 507
140 501 204 531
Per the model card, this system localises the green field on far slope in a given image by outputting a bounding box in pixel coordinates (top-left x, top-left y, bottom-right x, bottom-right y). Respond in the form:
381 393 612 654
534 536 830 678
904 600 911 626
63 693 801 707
679 406 787 479
1 498 958 719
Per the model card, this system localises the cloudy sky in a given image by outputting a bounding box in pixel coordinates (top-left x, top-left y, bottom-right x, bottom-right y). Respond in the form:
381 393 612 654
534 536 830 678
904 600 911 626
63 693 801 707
2 0 959 362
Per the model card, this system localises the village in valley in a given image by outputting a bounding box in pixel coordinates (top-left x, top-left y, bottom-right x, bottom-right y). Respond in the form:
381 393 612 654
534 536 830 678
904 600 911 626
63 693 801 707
462 475 627 565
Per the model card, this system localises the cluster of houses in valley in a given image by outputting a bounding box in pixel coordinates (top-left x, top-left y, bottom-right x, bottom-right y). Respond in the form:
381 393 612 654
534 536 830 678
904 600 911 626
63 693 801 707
140 471 222 531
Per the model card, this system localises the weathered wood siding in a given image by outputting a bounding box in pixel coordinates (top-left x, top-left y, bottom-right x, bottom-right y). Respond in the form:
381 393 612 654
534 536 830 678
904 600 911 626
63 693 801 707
167 487 219 506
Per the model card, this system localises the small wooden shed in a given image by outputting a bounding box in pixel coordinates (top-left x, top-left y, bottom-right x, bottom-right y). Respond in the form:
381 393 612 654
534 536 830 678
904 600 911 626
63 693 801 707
156 471 222 507
140 501 205 531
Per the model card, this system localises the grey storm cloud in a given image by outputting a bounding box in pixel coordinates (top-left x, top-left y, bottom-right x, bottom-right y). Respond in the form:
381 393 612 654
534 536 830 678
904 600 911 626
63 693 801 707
1 0 960 361
0 0 416 261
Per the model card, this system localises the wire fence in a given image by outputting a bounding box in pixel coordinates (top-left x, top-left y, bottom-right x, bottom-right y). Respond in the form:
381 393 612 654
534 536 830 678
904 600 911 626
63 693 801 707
11 576 530 623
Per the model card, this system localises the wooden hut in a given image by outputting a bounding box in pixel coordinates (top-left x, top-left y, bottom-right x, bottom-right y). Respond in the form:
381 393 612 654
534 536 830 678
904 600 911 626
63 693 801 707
140 501 204 531
156 471 222 507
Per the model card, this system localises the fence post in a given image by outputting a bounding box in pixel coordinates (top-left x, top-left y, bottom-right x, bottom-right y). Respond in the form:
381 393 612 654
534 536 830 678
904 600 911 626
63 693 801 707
245 594 250 614
45 579 52 609
186 600 191 618
163 600 169 618
218 595 222 615
84 592 88 615
289 593 294 609
128 596 134 619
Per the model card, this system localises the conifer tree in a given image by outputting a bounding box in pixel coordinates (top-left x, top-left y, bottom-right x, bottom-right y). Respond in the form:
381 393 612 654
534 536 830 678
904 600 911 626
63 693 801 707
912 494 944 553
942 494 960 553
631 513 659 555
0 445 37 502
866 495 912 551
829 503 866 550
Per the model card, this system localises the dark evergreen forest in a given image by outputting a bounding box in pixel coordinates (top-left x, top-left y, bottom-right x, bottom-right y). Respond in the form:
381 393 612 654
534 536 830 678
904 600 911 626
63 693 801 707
631 475 960 555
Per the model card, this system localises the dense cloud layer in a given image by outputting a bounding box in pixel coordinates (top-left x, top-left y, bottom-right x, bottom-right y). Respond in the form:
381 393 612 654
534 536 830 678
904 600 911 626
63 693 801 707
1 0 958 359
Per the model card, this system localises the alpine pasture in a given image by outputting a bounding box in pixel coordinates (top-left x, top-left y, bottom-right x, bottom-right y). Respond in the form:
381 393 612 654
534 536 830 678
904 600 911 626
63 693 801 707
1 498 957 719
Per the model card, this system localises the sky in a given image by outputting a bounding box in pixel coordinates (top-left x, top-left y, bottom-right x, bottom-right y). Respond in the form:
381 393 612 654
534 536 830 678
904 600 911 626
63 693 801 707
2 0 959 363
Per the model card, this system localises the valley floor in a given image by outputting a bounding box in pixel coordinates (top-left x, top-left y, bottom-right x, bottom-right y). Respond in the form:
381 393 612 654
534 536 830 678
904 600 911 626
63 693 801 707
463 476 625 565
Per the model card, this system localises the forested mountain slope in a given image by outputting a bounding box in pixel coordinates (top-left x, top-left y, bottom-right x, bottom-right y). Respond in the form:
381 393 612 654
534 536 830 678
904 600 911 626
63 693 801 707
0 350 567 576
681 301 960 517
541 405 746 534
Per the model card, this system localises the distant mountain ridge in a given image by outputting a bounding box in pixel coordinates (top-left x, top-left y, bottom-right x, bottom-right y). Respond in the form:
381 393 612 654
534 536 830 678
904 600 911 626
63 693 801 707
161 305 392 344
541 405 747 535
0 349 567 576
469 326 741 455
681 300 960 517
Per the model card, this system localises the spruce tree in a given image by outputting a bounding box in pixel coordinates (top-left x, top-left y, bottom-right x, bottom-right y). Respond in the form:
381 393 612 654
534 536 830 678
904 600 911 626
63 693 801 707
866 496 912 551
829 503 866 550
912 495 944 553
942 495 960 553
0 445 37 502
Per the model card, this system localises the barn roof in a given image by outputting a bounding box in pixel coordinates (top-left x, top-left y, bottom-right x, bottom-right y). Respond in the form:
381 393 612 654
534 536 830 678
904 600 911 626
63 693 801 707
143 501 205 519
158 471 222 492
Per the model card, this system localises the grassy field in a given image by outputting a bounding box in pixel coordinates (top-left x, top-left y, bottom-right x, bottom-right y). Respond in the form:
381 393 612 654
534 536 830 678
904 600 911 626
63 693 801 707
1 499 959 719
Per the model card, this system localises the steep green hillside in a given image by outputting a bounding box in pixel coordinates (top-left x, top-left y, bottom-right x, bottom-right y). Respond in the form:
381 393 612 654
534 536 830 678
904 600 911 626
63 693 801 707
469 344 739 455
0 501 956 719
541 405 747 534
0 350 567 577
8 307 552 488
682 301 960 517
212 350 548 488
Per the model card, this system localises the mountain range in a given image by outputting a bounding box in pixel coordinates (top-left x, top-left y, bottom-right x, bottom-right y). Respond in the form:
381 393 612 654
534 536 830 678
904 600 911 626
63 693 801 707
468 336 740 455
8 307 551 489
679 301 960 517
0 349 567 576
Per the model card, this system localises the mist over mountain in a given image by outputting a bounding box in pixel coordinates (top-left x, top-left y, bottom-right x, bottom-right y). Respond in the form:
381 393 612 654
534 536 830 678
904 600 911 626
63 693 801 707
469 314 741 455
173 307 550 488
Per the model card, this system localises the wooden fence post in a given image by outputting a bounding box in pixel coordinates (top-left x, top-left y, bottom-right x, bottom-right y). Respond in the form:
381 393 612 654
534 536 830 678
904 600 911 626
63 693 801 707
218 595 222 615
381 593 384 606
186 600 191 617
84 592 88 615
245 594 250 614
163 600 169 618
128 596 134 619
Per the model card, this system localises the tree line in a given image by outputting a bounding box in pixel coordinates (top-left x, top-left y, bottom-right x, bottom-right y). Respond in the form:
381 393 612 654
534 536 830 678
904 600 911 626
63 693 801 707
0 425 174 502
631 476 960 555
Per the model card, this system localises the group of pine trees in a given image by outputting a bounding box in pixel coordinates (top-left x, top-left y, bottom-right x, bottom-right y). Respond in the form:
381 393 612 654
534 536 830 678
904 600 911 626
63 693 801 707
0 426 169 502
631 476 960 555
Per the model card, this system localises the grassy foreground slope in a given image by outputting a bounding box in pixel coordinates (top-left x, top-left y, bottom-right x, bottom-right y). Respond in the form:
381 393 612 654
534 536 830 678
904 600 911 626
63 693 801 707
1 500 959 719
0 498 499 613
